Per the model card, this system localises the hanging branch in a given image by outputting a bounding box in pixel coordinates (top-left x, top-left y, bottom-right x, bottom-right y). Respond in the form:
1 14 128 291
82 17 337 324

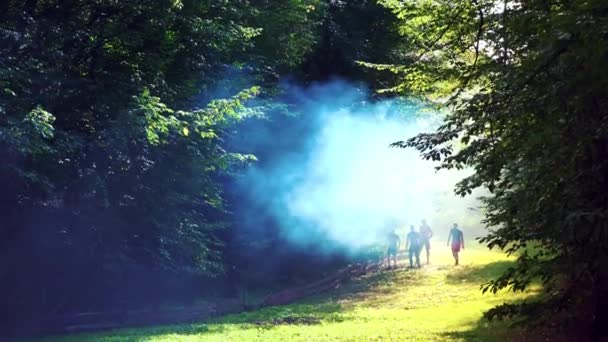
413 5 466 63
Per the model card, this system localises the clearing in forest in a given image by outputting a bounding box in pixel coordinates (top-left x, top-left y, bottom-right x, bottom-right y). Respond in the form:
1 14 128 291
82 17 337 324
41 242 540 341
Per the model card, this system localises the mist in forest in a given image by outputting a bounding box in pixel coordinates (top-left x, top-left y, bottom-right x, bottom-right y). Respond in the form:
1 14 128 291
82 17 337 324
234 80 484 253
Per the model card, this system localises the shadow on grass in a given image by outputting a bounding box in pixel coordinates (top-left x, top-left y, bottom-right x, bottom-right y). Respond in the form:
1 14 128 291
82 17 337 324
42 268 430 341
440 261 576 342
440 316 575 342
446 260 514 285
36 301 348 341
440 318 526 342
304 267 428 304
39 323 225 342
210 268 428 327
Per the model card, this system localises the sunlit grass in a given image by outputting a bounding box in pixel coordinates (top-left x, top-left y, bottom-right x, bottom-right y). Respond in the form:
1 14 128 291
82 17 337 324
39 241 539 341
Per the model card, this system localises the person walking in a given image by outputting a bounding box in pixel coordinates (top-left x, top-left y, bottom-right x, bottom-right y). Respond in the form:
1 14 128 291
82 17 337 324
447 223 465 266
420 219 433 265
386 229 401 269
406 225 422 268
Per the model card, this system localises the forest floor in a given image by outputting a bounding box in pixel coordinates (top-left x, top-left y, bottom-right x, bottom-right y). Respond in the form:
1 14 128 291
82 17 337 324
38 242 553 341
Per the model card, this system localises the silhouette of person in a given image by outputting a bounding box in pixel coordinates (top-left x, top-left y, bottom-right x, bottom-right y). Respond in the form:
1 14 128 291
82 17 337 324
386 229 400 269
447 223 465 265
420 219 433 265
406 225 422 268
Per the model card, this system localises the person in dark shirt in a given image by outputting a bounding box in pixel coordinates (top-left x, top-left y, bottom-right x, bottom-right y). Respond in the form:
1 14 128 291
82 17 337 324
406 225 422 268
386 229 401 269
447 223 465 266
420 219 433 265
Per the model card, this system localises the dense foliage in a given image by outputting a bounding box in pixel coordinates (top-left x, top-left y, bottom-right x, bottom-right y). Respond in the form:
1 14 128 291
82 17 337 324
373 0 608 338
3 0 605 339
0 0 409 334
0 0 326 331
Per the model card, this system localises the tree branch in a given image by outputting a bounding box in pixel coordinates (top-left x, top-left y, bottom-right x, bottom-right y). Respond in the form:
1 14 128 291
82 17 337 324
413 5 466 63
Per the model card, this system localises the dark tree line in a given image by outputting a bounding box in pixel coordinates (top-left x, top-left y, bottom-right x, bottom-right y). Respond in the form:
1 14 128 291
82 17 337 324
0 0 323 331
0 0 402 334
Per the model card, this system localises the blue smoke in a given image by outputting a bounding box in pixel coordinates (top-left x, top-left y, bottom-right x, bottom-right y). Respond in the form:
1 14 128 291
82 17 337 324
233 80 483 253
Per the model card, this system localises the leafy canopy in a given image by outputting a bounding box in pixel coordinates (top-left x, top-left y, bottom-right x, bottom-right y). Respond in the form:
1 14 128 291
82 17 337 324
369 0 608 332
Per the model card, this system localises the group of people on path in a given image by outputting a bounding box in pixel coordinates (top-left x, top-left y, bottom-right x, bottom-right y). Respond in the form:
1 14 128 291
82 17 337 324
386 220 465 269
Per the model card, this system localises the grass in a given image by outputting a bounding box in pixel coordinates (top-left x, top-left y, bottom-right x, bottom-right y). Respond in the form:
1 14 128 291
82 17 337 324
38 241 542 341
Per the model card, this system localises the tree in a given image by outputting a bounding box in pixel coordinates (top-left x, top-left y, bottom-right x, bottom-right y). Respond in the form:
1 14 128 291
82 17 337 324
0 0 326 331
300 0 405 86
370 0 608 338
